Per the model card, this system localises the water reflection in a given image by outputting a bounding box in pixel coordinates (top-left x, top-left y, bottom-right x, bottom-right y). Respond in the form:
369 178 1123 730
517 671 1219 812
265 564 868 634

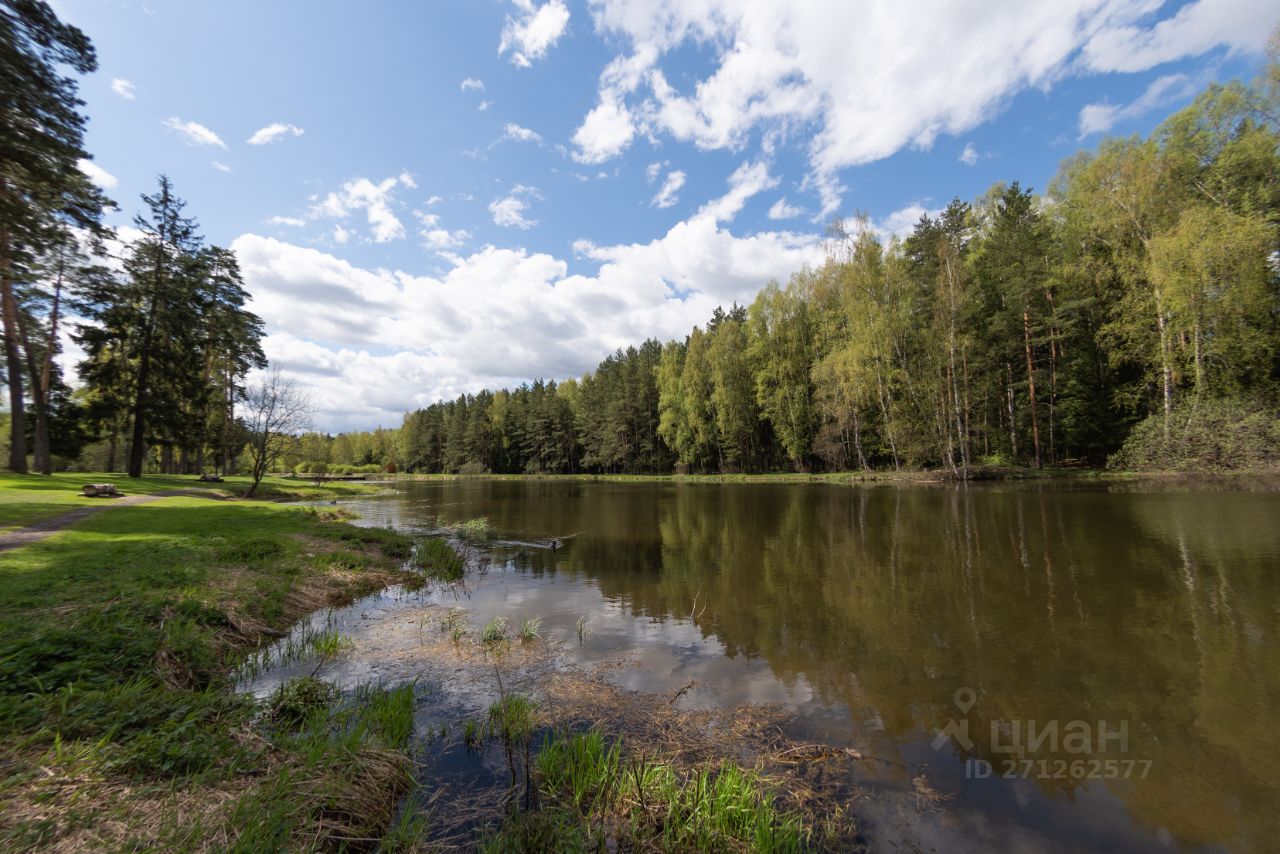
345 479 1280 851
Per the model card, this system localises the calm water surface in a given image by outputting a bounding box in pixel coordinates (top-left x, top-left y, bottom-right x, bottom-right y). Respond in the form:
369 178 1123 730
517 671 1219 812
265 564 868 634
316 479 1279 851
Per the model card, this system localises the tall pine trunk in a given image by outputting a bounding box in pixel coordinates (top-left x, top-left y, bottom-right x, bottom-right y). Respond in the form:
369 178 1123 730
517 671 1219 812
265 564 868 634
15 309 51 473
1 229 28 473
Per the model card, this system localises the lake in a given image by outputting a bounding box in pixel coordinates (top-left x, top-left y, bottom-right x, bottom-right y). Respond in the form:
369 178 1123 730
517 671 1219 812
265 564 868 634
285 478 1280 851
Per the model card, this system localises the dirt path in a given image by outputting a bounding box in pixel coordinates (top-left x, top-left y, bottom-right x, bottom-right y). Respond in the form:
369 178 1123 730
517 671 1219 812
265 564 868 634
0 489 227 553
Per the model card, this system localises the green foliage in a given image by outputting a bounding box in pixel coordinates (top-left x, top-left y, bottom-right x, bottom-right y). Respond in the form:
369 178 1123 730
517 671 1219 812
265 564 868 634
518 616 543 643
484 732 808 853
481 616 510 645
414 536 465 580
1109 397 1280 472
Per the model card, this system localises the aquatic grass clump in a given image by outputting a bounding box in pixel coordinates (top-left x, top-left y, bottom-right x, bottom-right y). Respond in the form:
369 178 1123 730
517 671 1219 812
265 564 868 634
415 536 466 581
481 617 510 646
439 608 469 644
506 732 808 853
266 676 337 728
438 515 495 541
575 616 590 643
234 624 350 683
518 616 543 643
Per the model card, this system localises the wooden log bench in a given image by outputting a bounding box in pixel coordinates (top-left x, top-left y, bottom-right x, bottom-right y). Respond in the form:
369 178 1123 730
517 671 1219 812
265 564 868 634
82 483 121 498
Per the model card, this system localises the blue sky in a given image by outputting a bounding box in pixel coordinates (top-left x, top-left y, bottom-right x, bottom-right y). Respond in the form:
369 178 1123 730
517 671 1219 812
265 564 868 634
59 0 1279 431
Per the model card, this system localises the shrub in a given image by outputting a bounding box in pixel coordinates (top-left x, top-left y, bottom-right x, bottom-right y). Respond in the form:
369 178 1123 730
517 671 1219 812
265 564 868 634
1110 396 1280 472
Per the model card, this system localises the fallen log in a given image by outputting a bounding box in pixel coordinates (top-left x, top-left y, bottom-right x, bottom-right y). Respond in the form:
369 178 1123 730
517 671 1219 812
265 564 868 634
82 483 121 498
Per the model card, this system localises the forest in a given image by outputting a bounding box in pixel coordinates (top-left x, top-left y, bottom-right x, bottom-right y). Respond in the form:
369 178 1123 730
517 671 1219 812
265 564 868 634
2 1 1278 478
300 51 1280 477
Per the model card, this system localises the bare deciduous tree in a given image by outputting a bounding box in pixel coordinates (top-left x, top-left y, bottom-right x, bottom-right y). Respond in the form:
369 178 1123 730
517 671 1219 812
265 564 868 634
242 369 312 497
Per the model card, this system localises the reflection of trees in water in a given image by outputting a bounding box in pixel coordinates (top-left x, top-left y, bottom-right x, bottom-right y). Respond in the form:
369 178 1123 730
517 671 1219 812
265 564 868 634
414 481 1279 847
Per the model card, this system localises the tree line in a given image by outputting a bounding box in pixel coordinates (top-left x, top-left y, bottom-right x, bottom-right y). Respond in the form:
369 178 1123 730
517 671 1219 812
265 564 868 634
1 2 265 477
303 45 1279 476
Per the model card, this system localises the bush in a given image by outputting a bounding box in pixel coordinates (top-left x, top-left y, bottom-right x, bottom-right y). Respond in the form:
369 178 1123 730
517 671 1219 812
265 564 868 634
1109 397 1280 472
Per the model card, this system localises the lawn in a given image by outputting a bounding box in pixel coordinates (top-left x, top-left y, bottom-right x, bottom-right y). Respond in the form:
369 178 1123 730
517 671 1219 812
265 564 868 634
0 483 424 851
0 471 384 530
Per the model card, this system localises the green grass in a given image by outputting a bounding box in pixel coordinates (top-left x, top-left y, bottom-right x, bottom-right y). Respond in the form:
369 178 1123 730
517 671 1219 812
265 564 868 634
0 471 384 530
481 616 510 645
518 616 543 643
0 483 418 850
437 515 496 540
484 731 808 853
414 536 465 581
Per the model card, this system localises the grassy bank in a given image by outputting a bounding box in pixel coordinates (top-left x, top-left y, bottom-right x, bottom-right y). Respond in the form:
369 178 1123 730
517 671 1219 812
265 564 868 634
374 465 1280 487
0 484 424 850
0 472 384 530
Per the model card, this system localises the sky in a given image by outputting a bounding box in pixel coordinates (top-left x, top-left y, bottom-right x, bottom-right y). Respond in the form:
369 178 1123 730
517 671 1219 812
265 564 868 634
57 0 1280 432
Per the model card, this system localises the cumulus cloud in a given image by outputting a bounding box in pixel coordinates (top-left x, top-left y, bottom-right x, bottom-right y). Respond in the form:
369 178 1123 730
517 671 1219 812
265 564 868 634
163 117 227 149
651 170 686 208
247 122 304 145
503 122 542 143
574 0 1278 214
696 160 778 223
111 78 135 99
268 215 306 227
489 185 540 229
869 203 943 244
499 0 570 67
959 143 979 166
77 158 117 189
571 95 634 163
1082 0 1276 74
461 77 486 91
416 212 471 250
311 175 412 243
767 197 802 220
231 211 822 430
1078 73 1197 137
478 100 493 111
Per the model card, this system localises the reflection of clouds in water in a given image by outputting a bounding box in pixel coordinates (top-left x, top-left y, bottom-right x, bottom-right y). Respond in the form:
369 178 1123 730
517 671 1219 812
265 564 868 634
433 561 817 710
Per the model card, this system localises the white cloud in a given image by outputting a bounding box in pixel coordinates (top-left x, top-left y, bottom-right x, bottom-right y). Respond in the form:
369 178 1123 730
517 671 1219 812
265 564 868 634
110 78 135 99
424 195 443 206
77 158 117 189
163 117 227 149
247 122 304 145
312 175 410 243
399 171 417 189
651 170 686 208
212 161 232 173
489 185 540 229
499 0 571 67
230 213 822 430
461 77 486 91
1078 73 1196 137
416 211 471 250
503 122 542 143
959 143 979 166
422 227 473 250
478 100 493 111
571 95 635 163
1082 0 1277 74
332 225 351 244
696 160 778 223
268 215 307 227
767 198 802 220
576 0 1279 215
869 203 942 243
645 161 668 183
